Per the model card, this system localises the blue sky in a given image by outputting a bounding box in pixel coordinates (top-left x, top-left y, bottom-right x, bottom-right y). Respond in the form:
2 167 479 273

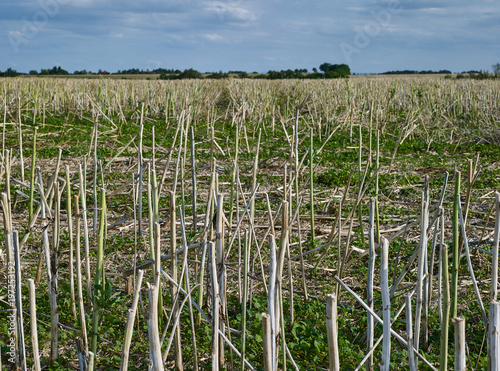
1 0 499 74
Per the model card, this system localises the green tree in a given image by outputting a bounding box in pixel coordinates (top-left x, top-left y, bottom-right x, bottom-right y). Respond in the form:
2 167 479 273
318 63 351 77
48 66 69 75
178 68 202 79
2 68 20 77
206 71 228 79
319 63 332 73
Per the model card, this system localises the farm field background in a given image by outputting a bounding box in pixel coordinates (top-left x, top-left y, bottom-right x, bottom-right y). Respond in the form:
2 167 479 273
0 75 499 370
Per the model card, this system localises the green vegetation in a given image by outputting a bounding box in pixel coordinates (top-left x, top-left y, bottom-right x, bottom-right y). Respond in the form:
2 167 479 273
452 71 500 80
319 62 351 76
159 68 203 80
159 63 351 80
0 75 499 370
2 62 351 79
382 69 452 75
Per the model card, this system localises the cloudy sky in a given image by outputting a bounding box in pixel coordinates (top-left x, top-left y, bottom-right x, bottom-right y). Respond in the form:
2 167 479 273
1 0 499 74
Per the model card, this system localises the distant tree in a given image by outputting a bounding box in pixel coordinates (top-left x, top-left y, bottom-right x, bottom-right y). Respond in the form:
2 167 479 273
318 63 350 77
29 70 39 75
158 74 174 80
153 68 178 75
206 71 228 79
312 67 318 73
382 69 451 75
159 68 202 80
324 71 340 78
2 68 20 77
178 68 202 79
48 66 69 75
319 63 332 73
267 70 282 79
336 64 350 76
493 63 500 74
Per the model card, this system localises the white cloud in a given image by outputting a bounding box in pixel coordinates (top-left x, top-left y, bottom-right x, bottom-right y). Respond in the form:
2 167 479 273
146 60 162 68
203 32 223 41
420 7 447 14
8 30 25 37
63 0 96 7
204 1 256 22
109 31 123 38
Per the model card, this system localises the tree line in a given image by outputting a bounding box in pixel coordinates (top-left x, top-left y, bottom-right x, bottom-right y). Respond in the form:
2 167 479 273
3 63 499 79
0 63 351 79
159 64 351 80
381 69 452 75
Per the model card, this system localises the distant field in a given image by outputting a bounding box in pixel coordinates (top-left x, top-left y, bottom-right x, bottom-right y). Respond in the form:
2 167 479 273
0 76 499 370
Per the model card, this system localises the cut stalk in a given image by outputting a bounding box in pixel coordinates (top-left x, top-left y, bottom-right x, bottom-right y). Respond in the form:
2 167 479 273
137 104 144 236
75 195 88 357
210 241 220 371
357 121 364 243
190 126 198 230
490 301 500 370
240 230 250 371
405 294 416 371
18 102 25 183
262 313 272 371
414 195 429 354
268 235 278 369
309 127 315 246
366 198 376 371
440 210 450 371
229 121 240 228
78 163 91 306
326 293 339 371
178 211 199 371
169 191 183 370
29 126 37 223
453 317 466 371
28 279 41 371
381 238 391 371
147 284 164 371
451 170 461 319
66 165 76 319
50 182 60 365
91 188 106 357
13 232 27 370
375 129 380 243
492 193 500 302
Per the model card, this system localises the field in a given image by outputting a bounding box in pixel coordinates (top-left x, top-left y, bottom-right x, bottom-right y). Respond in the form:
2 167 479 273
0 76 499 370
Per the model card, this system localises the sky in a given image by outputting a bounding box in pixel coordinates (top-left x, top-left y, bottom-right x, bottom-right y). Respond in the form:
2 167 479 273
1 0 499 74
